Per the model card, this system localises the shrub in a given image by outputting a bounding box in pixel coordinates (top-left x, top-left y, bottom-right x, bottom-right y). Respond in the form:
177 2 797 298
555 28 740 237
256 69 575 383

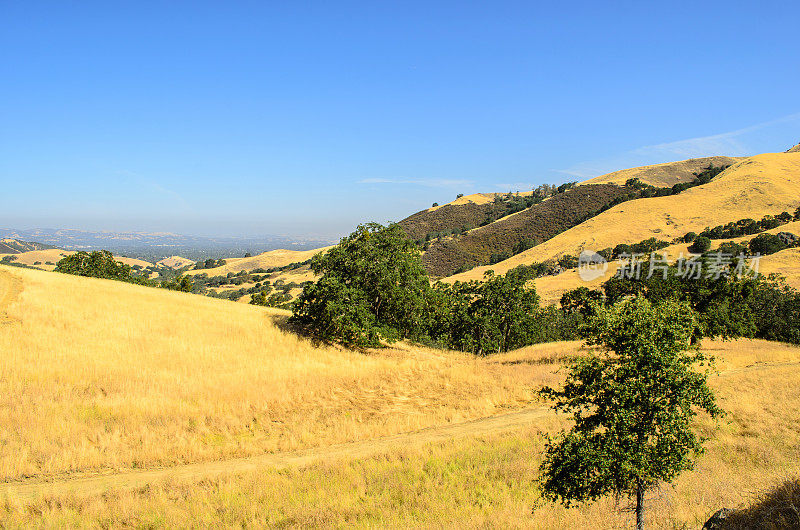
748 233 787 256
431 202 438 207
689 236 711 254
683 232 697 243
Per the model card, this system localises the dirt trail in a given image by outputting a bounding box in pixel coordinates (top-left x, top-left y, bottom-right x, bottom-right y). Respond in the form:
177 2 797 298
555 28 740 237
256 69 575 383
0 268 23 324
0 407 552 504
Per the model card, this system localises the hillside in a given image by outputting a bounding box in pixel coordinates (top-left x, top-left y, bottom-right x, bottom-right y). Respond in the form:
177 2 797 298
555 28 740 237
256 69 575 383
2 266 799 527
421 184 631 277
531 221 800 305
156 255 194 269
398 192 513 241
0 248 153 271
0 265 548 483
186 246 332 276
448 152 800 282
582 155 744 187
0 238 55 254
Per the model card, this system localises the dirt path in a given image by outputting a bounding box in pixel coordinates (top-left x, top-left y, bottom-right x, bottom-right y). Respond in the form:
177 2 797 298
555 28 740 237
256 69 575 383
0 407 552 504
0 268 23 324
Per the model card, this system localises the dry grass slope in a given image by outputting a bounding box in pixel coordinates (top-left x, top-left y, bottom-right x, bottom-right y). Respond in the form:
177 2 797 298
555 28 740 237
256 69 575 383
185 246 332 276
0 265 556 483
449 152 800 282
582 155 744 187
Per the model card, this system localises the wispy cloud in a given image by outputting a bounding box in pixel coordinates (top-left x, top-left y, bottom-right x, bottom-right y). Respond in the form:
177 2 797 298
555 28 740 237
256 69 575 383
555 111 800 179
494 182 539 191
357 177 473 188
115 170 191 209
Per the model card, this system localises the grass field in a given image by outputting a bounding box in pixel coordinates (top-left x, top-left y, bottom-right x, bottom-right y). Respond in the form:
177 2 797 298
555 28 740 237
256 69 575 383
2 265 800 527
449 152 800 282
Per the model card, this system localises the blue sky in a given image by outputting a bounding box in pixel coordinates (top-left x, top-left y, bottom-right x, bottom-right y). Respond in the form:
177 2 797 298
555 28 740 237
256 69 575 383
1 1 799 239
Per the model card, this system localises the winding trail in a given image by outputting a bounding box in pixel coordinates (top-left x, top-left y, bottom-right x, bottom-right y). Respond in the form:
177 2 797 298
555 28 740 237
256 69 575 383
0 268 23 324
0 407 552 504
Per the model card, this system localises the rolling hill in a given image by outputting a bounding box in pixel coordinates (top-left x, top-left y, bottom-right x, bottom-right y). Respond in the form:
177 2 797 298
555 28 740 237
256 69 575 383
420 184 631 277
0 248 154 271
2 264 799 528
581 155 743 187
447 151 800 282
185 246 332 276
0 238 56 254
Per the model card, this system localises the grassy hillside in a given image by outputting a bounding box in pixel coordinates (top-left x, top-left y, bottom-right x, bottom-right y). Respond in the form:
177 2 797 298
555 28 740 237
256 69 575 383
448 152 800 282
0 248 153 271
2 267 798 527
185 246 332 276
0 265 549 482
531 220 800 305
582 155 743 187
397 192 518 242
421 184 630 277
0 238 56 254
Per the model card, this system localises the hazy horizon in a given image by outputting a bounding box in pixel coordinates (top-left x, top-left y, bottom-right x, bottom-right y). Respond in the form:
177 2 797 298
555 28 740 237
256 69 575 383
2 2 799 239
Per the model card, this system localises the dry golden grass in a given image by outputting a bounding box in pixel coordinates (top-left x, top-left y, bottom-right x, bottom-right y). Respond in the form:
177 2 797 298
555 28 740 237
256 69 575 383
185 246 332 276
449 152 800 282
0 266 557 483
0 249 153 272
2 335 798 528
532 226 800 305
155 256 194 269
582 155 744 187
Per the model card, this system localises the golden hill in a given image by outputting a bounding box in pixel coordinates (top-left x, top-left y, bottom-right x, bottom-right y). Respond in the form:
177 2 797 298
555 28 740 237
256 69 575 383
448 152 800 282
0 248 153 271
156 255 194 269
532 221 800 305
0 265 547 482
582 155 744 187
2 265 800 527
185 246 332 276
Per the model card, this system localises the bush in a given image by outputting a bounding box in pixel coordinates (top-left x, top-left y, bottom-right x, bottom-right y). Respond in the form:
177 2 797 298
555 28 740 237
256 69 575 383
689 236 711 253
431 202 438 207
683 232 697 243
795 206 800 221
748 233 787 256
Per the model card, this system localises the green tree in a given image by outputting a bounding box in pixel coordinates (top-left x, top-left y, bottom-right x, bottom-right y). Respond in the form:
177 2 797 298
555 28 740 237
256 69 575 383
689 236 711 253
538 297 722 529
442 268 540 355
55 250 135 281
290 223 430 347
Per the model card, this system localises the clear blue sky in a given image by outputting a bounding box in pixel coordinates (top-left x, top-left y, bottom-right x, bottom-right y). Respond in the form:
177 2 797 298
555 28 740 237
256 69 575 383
2 1 799 239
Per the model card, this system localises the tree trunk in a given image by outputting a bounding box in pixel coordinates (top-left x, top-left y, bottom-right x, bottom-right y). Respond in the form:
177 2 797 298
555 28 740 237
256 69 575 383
636 478 644 530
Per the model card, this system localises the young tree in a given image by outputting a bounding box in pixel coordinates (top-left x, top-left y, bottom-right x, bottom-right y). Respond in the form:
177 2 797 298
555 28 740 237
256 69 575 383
538 297 722 529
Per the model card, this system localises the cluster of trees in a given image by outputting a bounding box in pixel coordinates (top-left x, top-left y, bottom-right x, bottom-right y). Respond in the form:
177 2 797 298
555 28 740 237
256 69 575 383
561 254 800 345
193 258 227 270
54 250 195 292
694 211 797 241
291 223 576 350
